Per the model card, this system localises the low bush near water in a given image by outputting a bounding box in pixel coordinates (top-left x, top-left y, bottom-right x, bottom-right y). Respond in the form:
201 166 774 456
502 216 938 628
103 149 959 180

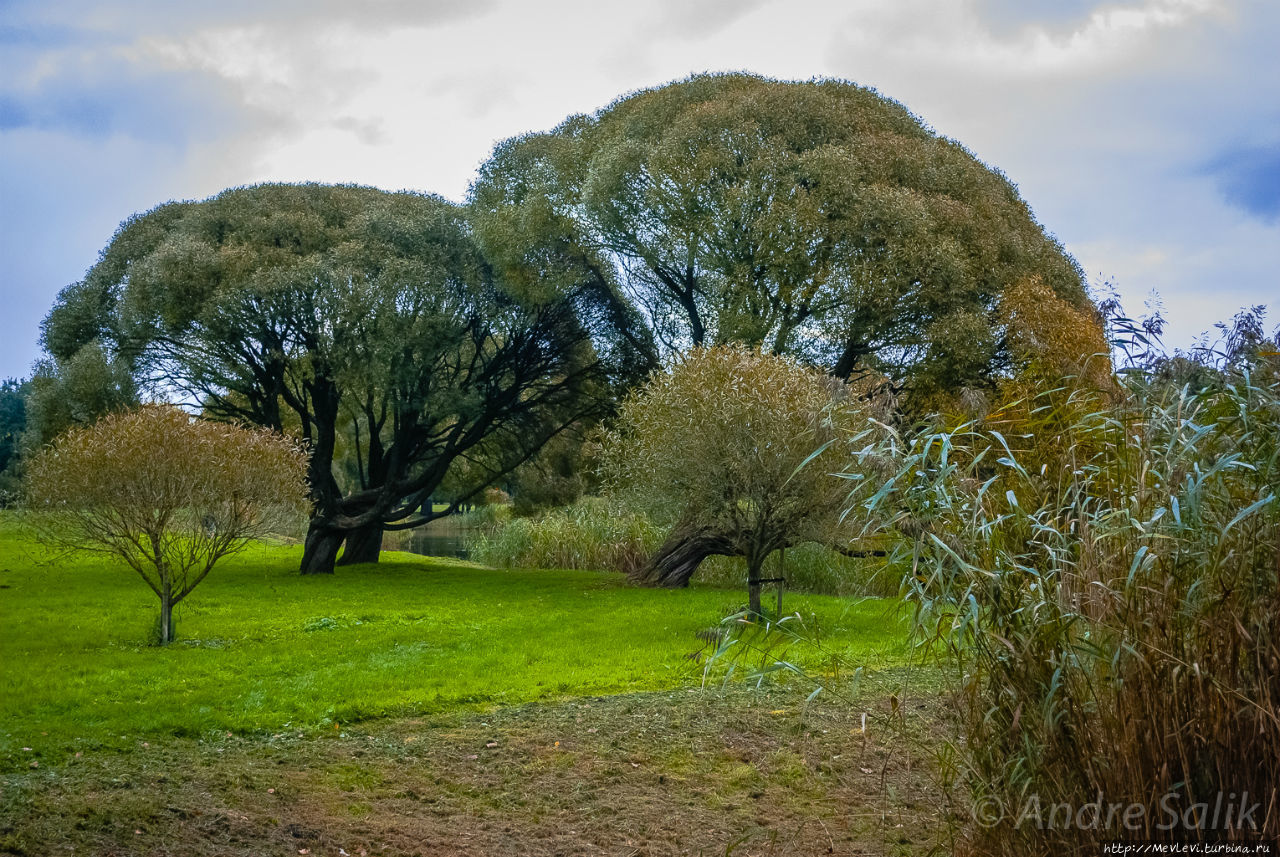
470 497 661 577
472 497 899 596
696 545 900 598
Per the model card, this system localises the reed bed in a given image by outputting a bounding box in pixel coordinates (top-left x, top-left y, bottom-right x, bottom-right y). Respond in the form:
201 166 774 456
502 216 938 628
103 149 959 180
474 497 898 596
847 369 1280 853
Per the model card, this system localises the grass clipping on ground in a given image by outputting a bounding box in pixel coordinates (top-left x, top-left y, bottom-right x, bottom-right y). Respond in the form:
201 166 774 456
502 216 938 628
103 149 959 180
2 679 949 857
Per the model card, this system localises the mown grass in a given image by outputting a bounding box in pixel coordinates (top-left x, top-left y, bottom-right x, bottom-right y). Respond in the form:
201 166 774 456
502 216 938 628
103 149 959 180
0 515 908 771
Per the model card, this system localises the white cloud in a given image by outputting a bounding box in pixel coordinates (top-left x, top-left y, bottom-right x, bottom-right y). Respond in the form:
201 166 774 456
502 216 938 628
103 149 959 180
0 0 1276 378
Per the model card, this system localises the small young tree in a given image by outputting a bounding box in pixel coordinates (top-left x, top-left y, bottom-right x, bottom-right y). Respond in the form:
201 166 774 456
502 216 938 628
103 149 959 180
25 405 309 644
604 346 873 613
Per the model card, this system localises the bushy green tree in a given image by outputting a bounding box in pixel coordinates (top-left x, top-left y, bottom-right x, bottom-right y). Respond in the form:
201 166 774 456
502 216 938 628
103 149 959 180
0 377 29 500
42 183 645 573
22 343 138 453
472 72 1090 409
604 345 878 612
26 406 308 644
506 427 598 515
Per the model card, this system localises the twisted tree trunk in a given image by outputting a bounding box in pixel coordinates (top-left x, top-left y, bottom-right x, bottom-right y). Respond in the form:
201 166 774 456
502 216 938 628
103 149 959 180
337 522 383 566
635 521 737 588
300 520 344 574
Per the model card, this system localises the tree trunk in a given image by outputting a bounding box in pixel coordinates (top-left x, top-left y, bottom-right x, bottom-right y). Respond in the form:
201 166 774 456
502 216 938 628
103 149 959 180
776 548 785 617
300 520 344 574
159 589 175 645
831 337 871 381
746 553 764 617
637 522 737 587
337 522 383 566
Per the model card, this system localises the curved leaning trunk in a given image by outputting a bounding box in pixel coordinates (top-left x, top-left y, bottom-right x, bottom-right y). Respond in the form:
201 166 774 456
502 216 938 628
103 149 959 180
639 521 783 616
337 522 384 566
636 522 737 588
300 520 344 574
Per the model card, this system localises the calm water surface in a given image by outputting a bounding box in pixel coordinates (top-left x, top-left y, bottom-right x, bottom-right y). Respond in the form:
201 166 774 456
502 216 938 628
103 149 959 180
404 530 471 559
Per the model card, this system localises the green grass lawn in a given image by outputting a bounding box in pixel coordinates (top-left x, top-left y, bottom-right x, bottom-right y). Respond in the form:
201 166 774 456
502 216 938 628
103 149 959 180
0 516 908 770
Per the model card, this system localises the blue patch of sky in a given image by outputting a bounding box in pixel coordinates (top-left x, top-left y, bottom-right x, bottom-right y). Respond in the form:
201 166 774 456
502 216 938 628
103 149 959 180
0 23 87 47
1205 144 1280 223
0 95 29 129
0 62 247 146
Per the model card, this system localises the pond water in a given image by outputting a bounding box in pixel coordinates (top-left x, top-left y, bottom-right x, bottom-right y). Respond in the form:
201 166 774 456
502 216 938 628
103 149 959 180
402 529 471 560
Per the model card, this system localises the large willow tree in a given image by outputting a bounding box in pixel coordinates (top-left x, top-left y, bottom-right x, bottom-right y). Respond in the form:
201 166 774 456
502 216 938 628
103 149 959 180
471 72 1092 409
42 183 646 573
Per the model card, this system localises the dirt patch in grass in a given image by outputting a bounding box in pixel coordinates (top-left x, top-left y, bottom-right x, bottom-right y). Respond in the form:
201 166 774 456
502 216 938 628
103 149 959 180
0 672 953 856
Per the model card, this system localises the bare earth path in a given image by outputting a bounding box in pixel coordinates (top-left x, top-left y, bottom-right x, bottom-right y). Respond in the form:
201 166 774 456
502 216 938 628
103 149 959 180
1 677 952 857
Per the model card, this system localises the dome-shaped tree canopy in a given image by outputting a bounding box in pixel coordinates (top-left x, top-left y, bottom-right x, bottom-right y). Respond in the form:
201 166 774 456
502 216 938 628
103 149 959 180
472 72 1092 408
41 183 646 573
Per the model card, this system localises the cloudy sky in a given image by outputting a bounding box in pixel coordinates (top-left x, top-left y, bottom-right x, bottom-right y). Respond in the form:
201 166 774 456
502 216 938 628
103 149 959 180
1 0 1276 378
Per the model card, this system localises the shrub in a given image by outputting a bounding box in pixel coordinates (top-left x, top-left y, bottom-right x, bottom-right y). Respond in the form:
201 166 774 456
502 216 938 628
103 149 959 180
25 405 309 644
603 345 882 612
473 499 899 596
697 544 900 598
471 497 662 576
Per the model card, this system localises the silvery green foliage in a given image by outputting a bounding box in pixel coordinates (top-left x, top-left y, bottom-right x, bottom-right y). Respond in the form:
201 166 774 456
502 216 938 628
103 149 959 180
473 72 1088 409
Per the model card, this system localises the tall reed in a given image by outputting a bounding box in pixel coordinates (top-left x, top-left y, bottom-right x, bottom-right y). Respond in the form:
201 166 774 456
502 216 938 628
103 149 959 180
474 497 897 595
848 371 1280 853
470 497 662 576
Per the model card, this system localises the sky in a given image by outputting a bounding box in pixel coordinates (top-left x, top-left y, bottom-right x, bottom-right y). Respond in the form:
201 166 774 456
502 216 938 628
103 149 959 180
1 0 1277 379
